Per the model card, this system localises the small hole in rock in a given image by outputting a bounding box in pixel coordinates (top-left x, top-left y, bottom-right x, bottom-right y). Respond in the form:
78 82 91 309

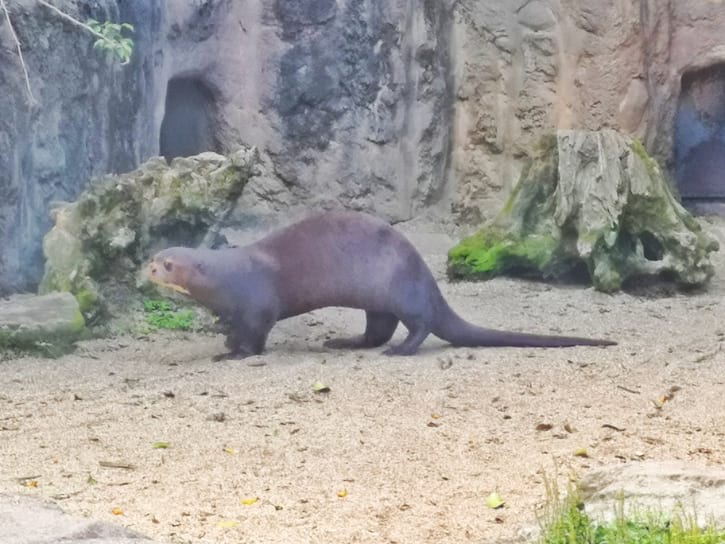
640 231 664 261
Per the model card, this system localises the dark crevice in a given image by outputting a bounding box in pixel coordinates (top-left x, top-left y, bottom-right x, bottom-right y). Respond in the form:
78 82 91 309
160 77 221 160
675 63 725 199
640 231 664 261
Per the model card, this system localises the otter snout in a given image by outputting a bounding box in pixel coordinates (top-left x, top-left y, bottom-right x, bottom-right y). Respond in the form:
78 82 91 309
146 256 172 278
144 253 192 296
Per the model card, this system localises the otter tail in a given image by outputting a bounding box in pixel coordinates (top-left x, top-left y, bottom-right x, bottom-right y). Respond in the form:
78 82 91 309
431 298 615 348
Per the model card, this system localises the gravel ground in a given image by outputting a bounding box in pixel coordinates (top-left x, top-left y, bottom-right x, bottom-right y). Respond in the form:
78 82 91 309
1 215 724 543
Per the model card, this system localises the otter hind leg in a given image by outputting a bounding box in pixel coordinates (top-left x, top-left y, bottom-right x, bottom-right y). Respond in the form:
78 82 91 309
324 311 399 350
382 318 430 356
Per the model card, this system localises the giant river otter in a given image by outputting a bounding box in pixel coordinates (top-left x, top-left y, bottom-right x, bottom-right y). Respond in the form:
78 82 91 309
147 211 615 358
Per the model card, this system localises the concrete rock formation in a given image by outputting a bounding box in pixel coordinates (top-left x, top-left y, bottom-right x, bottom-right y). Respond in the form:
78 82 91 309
0 292 84 355
448 130 719 292
453 1 725 222
580 461 725 529
2 0 725 292
38 148 258 319
0 493 153 543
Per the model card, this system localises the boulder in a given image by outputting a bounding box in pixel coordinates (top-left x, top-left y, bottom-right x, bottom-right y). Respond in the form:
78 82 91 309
0 493 153 543
580 461 725 528
0 292 84 355
448 130 719 292
38 148 259 320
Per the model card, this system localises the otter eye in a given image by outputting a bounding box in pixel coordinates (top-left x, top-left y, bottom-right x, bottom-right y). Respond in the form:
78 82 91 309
163 260 173 272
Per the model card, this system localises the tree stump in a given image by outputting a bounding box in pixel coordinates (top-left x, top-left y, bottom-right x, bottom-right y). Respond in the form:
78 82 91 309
448 130 719 292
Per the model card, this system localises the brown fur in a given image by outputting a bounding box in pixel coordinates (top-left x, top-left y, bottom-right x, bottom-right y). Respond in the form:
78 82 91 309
147 211 615 358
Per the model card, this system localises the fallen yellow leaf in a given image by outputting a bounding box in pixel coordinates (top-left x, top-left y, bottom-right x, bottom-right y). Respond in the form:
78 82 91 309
111 507 124 516
574 447 589 458
241 497 259 506
152 441 171 449
337 488 348 498
25 480 38 488
217 520 240 528
224 447 238 455
312 381 330 393
486 492 505 509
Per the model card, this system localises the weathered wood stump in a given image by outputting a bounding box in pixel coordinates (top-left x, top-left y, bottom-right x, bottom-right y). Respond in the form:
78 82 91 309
448 130 719 292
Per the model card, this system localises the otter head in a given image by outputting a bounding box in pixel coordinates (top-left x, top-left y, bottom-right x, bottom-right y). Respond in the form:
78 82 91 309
147 248 207 297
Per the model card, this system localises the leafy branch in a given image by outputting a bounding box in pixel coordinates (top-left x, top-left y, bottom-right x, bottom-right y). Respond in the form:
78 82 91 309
1 0 135 106
37 1 134 65
87 18 134 65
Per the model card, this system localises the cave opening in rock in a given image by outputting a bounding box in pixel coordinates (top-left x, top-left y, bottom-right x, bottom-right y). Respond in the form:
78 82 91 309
674 63 725 202
159 77 221 160
639 231 664 261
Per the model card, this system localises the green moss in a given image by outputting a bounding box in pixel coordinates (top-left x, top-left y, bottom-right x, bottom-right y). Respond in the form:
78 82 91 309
590 258 622 293
69 308 86 333
449 131 718 291
630 138 660 182
75 289 98 315
448 228 564 279
630 138 685 204
502 165 529 216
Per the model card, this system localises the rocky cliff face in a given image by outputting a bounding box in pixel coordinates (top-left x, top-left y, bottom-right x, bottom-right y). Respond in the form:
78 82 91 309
0 0 454 292
453 0 725 222
0 0 160 293
1 0 724 292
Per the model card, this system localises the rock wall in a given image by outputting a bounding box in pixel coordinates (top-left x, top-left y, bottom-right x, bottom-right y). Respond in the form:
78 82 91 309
0 0 158 293
453 0 725 222
2 0 725 292
0 0 454 292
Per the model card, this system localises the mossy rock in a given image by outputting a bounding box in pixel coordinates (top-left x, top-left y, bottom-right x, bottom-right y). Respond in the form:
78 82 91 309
39 147 260 320
448 229 567 279
0 292 85 357
448 130 719 292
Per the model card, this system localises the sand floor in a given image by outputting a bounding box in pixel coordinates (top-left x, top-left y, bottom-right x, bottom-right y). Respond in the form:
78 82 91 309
2 216 725 543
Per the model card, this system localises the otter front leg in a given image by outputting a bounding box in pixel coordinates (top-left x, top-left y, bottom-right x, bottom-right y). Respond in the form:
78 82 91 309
213 310 276 361
212 327 271 361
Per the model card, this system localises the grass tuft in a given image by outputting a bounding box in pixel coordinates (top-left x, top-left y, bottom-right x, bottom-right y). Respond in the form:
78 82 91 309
143 299 195 331
539 477 725 544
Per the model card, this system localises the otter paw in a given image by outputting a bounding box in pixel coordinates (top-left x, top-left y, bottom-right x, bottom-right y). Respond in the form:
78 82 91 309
382 345 416 356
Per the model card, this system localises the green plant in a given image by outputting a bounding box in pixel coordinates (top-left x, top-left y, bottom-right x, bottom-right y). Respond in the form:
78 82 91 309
87 18 134 64
0 0 135 105
539 480 725 544
143 299 195 331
